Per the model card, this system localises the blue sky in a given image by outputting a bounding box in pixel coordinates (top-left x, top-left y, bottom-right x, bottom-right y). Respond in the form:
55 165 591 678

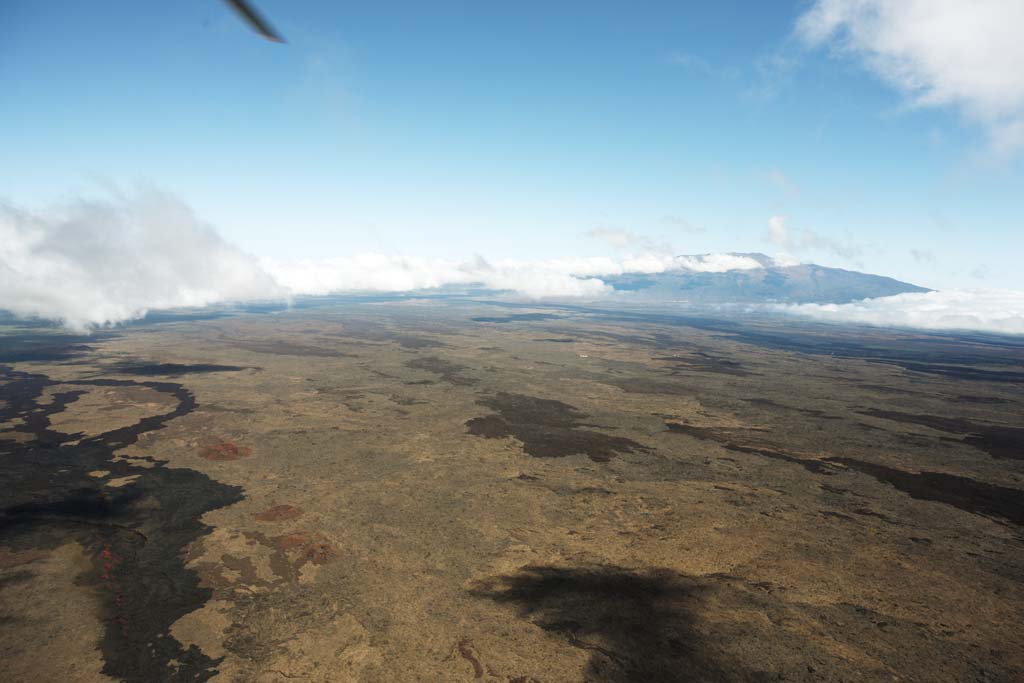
2 0 1022 291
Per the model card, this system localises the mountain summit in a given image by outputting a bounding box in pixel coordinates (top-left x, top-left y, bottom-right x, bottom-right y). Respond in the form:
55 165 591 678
603 253 929 304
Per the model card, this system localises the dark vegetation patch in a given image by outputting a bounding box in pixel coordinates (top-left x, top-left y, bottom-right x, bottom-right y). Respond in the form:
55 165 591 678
860 408 1024 461
852 507 897 524
107 362 249 377
405 356 477 386
391 335 444 349
608 378 694 397
653 352 751 377
663 423 719 441
557 328 669 349
466 393 646 462
745 398 842 420
666 424 832 475
137 310 232 324
465 414 509 438
820 510 855 522
955 395 1011 404
534 338 576 343
390 395 428 406
227 339 356 358
827 457 1024 527
872 361 1024 384
315 387 366 411
471 313 562 323
851 383 927 396
665 421 1024 528
323 320 444 349
0 332 113 363
0 364 242 681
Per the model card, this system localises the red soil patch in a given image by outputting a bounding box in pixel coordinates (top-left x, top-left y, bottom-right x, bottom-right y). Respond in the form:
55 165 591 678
276 529 338 566
276 530 316 552
302 541 337 565
253 504 304 522
198 440 252 461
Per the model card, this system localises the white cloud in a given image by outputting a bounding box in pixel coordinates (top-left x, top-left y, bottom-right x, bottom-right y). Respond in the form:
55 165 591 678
584 227 672 252
1 191 776 330
673 253 764 272
264 251 766 299
796 0 1024 155
0 190 284 331
662 214 706 234
5 193 1018 337
774 289 1024 335
766 215 862 264
768 215 790 247
262 254 611 299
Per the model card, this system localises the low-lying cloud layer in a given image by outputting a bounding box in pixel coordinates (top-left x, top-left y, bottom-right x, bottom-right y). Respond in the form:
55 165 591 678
262 254 611 300
774 290 1024 335
0 191 768 330
2 191 1022 336
0 190 283 331
262 251 766 301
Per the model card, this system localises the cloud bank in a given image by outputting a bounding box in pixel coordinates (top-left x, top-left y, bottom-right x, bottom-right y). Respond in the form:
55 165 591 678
774 289 1024 335
0 190 283 331
262 252 766 299
3 191 1022 337
262 254 611 300
0 191 767 330
796 0 1024 154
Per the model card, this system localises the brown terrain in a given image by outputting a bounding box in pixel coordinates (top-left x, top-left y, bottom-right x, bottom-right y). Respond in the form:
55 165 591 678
1 298 1022 682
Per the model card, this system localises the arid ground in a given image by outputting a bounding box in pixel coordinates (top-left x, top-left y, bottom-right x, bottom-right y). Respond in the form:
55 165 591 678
1 298 1022 682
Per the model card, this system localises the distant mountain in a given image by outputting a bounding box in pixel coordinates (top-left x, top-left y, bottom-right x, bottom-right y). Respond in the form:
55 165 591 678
603 253 930 304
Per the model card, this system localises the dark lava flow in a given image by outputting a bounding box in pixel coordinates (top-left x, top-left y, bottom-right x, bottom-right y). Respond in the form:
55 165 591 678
0 365 243 682
471 313 563 323
860 408 1024 461
467 393 647 462
406 356 478 386
653 353 751 377
106 361 250 377
0 331 114 363
665 422 1024 528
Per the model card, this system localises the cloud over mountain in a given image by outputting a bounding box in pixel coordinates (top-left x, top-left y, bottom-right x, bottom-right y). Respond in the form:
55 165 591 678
0 191 768 330
774 289 1024 335
2 190 1021 336
766 215 863 264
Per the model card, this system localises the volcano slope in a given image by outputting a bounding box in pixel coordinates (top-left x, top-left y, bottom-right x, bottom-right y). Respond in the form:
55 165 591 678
1 299 1022 682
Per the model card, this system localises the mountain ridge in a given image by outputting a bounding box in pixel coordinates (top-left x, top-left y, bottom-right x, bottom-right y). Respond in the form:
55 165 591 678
603 252 930 304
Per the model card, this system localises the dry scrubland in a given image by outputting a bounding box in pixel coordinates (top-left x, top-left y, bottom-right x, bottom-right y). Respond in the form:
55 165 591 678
1 300 1023 682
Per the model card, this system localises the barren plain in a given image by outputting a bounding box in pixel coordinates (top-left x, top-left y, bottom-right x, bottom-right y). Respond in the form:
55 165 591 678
1 298 1022 682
